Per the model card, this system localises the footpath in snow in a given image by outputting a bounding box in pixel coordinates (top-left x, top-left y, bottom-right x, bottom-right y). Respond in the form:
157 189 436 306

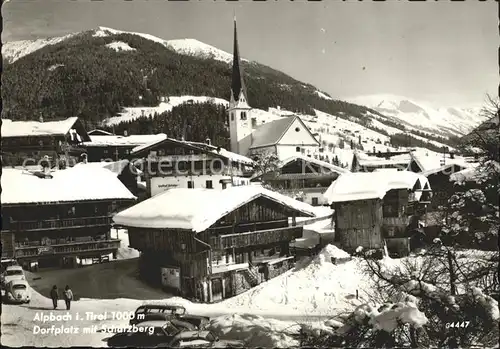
1 245 370 347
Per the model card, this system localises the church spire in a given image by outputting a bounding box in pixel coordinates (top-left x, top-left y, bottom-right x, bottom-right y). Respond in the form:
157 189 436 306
231 16 247 104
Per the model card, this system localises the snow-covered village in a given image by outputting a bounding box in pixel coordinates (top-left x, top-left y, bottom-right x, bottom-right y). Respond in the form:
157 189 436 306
1 1 498 348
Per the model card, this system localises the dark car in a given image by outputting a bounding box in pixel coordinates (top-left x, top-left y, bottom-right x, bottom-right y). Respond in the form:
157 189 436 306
130 304 209 329
106 321 181 348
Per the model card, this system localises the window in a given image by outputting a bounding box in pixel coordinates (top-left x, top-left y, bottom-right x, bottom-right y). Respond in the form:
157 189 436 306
206 180 213 189
296 146 301 152
241 112 247 120
295 127 300 132
221 183 227 190
230 112 235 121
312 197 319 206
187 181 194 189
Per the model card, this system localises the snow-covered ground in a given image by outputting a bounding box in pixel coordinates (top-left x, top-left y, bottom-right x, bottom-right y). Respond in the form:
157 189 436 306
2 245 497 347
1 245 368 347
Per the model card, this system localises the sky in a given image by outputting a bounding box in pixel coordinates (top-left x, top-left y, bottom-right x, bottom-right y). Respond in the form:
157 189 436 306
2 0 498 108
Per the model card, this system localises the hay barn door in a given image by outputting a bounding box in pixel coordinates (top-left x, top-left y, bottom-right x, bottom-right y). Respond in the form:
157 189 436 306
211 278 223 302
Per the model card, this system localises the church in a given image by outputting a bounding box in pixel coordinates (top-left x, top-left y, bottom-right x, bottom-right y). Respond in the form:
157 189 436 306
227 18 320 161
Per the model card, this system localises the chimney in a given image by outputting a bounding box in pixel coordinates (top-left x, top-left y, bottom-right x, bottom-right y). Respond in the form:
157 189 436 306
81 153 88 164
39 113 43 123
206 138 211 146
123 130 128 137
449 152 455 159
181 135 185 142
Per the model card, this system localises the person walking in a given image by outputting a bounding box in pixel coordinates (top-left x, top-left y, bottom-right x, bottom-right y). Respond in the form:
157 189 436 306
50 285 59 310
63 285 73 310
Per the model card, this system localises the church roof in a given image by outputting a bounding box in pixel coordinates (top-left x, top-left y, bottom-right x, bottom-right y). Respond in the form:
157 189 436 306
249 116 319 149
248 116 297 149
230 18 247 103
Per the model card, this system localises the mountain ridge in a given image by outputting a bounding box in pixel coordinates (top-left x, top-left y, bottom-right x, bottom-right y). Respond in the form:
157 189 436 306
1 27 486 148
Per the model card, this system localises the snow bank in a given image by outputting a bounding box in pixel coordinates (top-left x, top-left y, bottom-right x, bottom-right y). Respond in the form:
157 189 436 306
114 229 140 260
208 314 300 348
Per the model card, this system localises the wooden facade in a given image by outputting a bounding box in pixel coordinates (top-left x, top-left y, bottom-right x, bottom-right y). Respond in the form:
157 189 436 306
1 199 131 269
333 188 431 255
127 197 305 302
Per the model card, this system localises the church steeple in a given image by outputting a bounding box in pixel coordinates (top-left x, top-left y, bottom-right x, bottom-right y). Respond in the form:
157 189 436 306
230 16 248 105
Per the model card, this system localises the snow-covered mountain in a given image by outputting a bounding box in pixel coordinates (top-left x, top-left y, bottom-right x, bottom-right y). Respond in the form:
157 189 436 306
2 26 243 64
2 27 486 143
347 94 484 138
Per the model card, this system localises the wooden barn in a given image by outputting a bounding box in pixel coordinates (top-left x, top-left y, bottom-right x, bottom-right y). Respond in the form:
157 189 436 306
251 154 349 206
113 186 316 302
1 166 136 269
323 170 432 256
1 117 90 168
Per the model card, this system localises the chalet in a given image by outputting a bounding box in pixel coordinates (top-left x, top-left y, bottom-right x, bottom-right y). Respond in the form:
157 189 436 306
351 151 411 172
227 18 320 160
323 170 432 256
81 132 167 162
130 137 254 197
252 154 349 206
407 150 470 210
1 166 136 269
113 186 316 302
1 117 90 168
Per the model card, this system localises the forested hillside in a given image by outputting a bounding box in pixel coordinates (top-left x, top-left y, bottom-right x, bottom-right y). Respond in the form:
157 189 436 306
1 29 381 132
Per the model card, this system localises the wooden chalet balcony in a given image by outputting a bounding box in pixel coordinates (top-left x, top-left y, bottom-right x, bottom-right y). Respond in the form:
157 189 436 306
209 226 303 250
6 216 112 232
382 216 411 227
282 186 328 194
14 239 120 258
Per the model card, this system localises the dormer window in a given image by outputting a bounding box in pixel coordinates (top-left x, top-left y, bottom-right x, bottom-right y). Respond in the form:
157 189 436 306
241 112 247 120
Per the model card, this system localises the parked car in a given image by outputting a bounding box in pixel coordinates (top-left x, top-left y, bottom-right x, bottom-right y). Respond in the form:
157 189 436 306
0 258 17 272
167 330 245 348
130 304 209 329
1 265 25 289
4 279 31 304
106 320 183 348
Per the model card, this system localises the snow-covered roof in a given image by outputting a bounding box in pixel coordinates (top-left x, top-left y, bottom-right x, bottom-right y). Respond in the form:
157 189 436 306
354 152 411 168
74 160 142 176
280 154 350 175
113 186 316 231
323 170 430 204
1 117 90 141
1 167 137 205
449 161 498 184
83 133 167 147
410 151 469 175
182 141 254 165
249 115 319 149
87 129 114 136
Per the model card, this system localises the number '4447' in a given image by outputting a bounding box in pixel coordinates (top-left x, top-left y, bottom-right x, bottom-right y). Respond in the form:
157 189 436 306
447 321 470 328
